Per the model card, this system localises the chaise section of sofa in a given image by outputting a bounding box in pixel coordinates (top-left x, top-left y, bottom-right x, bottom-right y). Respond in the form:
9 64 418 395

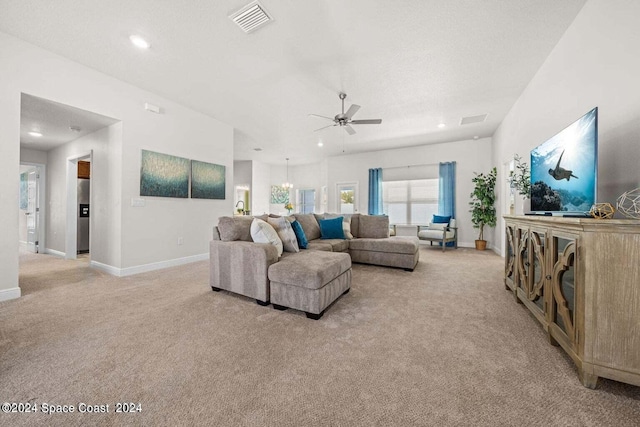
349 237 419 271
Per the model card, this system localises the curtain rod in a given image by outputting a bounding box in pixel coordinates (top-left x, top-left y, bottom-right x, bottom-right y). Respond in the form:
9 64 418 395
382 163 439 170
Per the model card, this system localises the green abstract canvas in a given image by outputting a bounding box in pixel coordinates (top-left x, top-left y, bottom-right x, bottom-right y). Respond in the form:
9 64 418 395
140 150 189 198
191 160 226 199
271 186 289 204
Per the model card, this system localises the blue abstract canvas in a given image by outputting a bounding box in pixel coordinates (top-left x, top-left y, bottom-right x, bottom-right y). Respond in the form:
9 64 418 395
140 150 189 198
191 160 226 199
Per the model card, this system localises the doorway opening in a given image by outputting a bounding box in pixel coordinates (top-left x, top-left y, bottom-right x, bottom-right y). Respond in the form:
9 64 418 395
19 163 45 254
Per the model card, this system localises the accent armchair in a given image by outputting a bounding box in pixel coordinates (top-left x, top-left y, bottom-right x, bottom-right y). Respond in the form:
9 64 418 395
417 219 458 252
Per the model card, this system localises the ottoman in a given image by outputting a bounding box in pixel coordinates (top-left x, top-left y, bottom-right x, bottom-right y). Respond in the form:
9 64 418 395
268 251 352 320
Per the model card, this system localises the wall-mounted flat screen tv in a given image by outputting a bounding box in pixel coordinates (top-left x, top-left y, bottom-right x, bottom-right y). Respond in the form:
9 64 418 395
530 107 597 214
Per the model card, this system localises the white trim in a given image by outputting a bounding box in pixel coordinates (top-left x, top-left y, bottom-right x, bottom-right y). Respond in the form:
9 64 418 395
0 287 21 302
45 248 66 258
90 253 209 277
90 260 121 276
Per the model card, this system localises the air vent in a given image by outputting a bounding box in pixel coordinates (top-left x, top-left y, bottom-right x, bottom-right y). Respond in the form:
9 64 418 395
229 1 273 33
460 114 488 125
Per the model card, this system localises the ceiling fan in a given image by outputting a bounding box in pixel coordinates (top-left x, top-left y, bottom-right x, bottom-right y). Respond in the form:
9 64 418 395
309 93 382 135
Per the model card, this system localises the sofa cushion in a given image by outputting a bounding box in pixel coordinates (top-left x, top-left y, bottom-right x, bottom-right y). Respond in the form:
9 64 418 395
358 215 390 238
324 213 354 239
218 216 253 242
268 251 351 290
348 237 419 255
306 240 333 251
290 220 308 249
320 238 350 252
349 213 360 238
294 213 321 241
267 216 300 253
250 219 283 256
319 217 345 239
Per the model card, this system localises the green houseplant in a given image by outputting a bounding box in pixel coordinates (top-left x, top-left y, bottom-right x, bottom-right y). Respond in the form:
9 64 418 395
469 167 497 250
508 154 531 197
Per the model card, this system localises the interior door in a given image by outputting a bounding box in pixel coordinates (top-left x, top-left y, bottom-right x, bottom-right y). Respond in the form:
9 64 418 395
26 169 39 253
337 182 358 214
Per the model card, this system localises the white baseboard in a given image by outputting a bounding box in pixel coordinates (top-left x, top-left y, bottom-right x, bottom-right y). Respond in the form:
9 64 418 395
45 248 66 258
91 253 208 277
0 287 21 302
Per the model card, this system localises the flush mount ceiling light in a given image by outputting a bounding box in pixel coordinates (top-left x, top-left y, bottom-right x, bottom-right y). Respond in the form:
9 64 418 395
129 34 150 49
28 131 43 137
282 158 293 189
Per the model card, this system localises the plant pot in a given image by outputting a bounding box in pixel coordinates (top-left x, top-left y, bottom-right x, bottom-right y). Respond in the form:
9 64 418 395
475 240 487 251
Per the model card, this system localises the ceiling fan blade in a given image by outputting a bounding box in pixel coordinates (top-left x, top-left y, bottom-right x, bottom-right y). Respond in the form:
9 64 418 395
344 125 356 135
351 119 382 125
313 124 336 132
308 113 335 121
345 104 361 119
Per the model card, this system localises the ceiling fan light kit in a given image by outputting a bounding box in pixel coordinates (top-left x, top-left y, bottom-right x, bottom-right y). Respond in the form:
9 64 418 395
310 93 382 135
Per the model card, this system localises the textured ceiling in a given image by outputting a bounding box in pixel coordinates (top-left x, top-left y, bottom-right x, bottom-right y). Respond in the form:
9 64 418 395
0 0 586 165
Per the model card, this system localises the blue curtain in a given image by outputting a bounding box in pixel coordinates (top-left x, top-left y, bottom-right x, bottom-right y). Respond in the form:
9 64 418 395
439 162 456 246
439 162 456 218
368 168 383 215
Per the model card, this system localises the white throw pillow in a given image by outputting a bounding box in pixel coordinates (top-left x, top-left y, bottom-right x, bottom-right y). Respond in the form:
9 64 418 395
250 218 283 256
267 217 300 253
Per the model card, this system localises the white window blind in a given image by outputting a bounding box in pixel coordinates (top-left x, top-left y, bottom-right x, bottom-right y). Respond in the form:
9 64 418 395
382 179 439 225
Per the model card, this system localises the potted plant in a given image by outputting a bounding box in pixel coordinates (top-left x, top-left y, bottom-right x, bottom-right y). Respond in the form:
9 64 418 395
469 167 497 250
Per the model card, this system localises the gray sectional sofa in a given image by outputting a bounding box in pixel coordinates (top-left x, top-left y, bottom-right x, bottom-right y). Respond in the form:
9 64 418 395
210 213 419 319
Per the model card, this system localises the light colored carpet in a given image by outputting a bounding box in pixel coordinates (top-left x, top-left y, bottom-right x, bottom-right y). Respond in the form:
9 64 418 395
1 247 638 426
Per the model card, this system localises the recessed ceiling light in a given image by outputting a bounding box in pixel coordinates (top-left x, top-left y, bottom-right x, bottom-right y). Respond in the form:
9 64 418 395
437 123 446 128
473 135 479 140
28 131 43 137
69 126 82 132
317 141 323 147
129 35 150 49
253 147 263 152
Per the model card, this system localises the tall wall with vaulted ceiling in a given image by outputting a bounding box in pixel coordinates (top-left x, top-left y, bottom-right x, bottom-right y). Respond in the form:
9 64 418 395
492 0 640 256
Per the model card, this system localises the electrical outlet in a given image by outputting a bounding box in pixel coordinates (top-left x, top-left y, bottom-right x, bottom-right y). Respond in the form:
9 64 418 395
177 237 184 246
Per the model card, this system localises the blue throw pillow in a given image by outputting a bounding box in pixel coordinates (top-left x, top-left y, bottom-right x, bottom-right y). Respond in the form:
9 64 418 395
290 220 308 249
433 215 451 224
319 217 345 239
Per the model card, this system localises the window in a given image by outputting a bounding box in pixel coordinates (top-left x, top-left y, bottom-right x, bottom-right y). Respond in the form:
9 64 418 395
382 179 438 224
298 189 315 214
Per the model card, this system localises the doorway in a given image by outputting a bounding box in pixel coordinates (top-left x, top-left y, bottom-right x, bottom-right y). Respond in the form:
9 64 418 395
336 182 358 214
19 164 44 254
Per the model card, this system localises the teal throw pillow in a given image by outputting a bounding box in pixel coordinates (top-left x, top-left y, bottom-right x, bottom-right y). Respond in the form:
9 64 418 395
290 220 308 249
433 215 451 224
319 217 345 239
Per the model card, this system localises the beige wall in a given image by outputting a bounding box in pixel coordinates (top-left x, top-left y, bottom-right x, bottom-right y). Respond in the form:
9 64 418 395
0 30 234 299
492 0 640 255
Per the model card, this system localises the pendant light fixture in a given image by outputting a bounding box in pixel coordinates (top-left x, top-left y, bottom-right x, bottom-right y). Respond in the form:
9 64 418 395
282 158 293 189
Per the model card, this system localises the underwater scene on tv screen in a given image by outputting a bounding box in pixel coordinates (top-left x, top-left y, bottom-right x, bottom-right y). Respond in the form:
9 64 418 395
530 108 597 212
